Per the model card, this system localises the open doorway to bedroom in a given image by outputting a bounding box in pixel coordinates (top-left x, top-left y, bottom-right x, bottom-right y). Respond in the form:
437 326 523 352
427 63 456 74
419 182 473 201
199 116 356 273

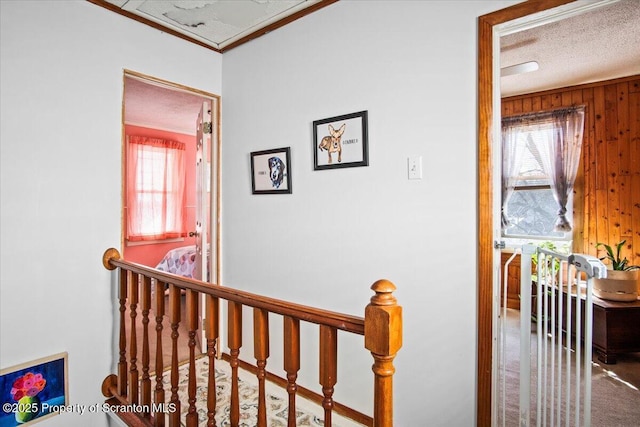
120 70 221 355
121 70 220 286
479 1 640 425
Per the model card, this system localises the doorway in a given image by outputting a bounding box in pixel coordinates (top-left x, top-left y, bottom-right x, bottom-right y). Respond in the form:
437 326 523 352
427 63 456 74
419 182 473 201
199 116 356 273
121 70 221 353
478 0 637 424
121 70 220 283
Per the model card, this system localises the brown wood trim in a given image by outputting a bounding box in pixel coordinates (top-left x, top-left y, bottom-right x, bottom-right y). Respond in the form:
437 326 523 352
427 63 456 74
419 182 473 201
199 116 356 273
86 0 338 53
481 0 574 25
477 1 576 426
86 0 222 53
477 13 494 427
221 0 339 52
124 70 222 101
503 74 639 102
224 354 374 427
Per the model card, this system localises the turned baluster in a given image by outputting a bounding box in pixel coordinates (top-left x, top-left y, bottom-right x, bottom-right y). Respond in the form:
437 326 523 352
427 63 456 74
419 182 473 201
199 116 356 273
141 275 152 416
154 280 166 427
364 280 403 427
319 325 338 427
228 301 243 427
206 295 219 427
168 284 182 427
129 272 139 405
284 316 300 427
186 289 199 427
118 268 129 397
253 308 270 427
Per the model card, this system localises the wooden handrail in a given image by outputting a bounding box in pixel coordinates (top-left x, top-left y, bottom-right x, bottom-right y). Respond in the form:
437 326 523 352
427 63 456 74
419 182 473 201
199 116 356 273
103 249 365 334
101 248 402 427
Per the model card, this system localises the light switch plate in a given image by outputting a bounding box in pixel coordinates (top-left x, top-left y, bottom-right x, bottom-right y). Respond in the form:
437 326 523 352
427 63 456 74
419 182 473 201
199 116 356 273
408 156 422 180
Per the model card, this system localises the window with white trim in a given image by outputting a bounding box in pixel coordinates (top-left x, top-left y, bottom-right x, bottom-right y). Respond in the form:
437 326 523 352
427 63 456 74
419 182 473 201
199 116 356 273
501 106 585 241
126 136 187 242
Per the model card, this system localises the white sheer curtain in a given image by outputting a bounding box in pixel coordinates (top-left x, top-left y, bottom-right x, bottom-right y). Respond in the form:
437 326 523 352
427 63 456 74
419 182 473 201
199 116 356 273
501 106 585 232
537 107 585 231
501 124 525 227
126 135 187 241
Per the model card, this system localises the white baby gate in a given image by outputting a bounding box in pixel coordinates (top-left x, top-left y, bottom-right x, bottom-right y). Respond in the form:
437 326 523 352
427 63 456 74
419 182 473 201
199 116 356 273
497 244 606 427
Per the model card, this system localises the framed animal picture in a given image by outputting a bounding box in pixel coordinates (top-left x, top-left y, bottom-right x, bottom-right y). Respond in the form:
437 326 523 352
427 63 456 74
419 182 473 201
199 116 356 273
313 110 368 170
250 147 292 194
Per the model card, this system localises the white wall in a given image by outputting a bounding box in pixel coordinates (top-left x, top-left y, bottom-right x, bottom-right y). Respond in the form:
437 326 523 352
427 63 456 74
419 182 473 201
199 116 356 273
221 0 514 425
0 0 521 426
0 2 222 426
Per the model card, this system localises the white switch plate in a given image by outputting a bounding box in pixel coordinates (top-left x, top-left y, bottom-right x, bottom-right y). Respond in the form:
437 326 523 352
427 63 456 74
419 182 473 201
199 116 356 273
408 156 422 180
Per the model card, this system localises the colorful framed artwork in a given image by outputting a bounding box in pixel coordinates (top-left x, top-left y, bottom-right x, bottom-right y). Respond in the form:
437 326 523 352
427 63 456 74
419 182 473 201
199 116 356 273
0 352 68 426
313 110 369 170
250 147 292 194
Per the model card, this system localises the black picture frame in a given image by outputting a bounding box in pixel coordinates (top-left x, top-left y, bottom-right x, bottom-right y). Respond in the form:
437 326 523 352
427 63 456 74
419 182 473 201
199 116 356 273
250 147 292 194
313 110 368 170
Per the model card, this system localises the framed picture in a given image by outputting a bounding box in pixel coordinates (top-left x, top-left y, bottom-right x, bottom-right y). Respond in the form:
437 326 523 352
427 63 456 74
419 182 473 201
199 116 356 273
313 110 368 170
250 147 292 194
0 352 69 426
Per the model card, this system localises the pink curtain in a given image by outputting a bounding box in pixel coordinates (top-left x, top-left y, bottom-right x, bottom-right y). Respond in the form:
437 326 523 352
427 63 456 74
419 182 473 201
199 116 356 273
126 135 187 241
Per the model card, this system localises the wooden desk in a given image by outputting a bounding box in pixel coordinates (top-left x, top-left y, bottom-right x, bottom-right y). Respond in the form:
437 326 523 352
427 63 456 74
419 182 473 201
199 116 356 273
591 296 640 364
559 291 640 364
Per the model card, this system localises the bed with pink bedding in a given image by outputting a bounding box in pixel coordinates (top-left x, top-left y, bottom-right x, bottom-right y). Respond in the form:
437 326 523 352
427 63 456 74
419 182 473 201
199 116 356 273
155 245 198 278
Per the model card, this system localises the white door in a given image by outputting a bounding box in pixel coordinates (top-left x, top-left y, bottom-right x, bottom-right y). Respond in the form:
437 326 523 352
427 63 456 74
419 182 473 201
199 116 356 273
195 101 211 353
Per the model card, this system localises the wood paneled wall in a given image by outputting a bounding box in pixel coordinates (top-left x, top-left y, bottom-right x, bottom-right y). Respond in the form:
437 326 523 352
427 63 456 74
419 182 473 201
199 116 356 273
502 75 640 268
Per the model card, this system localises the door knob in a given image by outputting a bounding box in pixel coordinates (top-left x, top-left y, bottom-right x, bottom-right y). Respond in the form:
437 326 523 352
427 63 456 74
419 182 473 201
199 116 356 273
189 231 198 237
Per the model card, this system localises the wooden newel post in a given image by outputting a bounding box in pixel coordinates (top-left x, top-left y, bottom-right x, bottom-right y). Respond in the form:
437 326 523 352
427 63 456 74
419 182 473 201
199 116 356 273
365 279 402 427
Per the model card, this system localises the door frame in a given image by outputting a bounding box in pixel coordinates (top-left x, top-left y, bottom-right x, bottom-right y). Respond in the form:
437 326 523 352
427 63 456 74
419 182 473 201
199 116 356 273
476 1 577 425
120 69 222 292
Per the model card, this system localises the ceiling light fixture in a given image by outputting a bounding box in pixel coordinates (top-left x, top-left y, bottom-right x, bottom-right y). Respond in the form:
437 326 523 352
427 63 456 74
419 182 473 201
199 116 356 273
501 61 539 77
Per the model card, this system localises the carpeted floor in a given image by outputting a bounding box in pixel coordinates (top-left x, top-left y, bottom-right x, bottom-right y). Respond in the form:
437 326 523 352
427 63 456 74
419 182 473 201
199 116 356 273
125 295 365 426
498 308 640 427
150 356 364 427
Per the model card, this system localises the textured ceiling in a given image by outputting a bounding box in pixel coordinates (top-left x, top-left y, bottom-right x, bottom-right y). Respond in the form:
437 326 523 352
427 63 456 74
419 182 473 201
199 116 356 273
116 0 640 133
500 0 640 97
124 76 208 135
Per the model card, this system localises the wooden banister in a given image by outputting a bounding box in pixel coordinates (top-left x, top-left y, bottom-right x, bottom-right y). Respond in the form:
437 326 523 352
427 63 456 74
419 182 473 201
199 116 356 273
129 273 139 405
101 248 402 427
141 276 152 417
119 269 129 397
319 325 338 427
283 316 300 427
104 253 364 334
185 290 198 427
205 295 218 427
365 280 403 427
168 285 181 427
154 279 165 427
253 308 270 427
228 301 242 426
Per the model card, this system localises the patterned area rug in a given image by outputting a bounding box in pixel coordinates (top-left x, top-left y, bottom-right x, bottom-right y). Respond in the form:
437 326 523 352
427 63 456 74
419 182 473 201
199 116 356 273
152 356 362 427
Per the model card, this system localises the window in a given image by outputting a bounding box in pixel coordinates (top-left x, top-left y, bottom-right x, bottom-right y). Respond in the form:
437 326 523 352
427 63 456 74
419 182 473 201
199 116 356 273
502 127 569 238
126 136 187 241
501 107 585 240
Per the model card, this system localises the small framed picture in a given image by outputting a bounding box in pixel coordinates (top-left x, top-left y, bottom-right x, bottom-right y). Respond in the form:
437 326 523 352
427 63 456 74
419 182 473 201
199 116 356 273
313 110 368 170
0 352 69 426
250 147 292 194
